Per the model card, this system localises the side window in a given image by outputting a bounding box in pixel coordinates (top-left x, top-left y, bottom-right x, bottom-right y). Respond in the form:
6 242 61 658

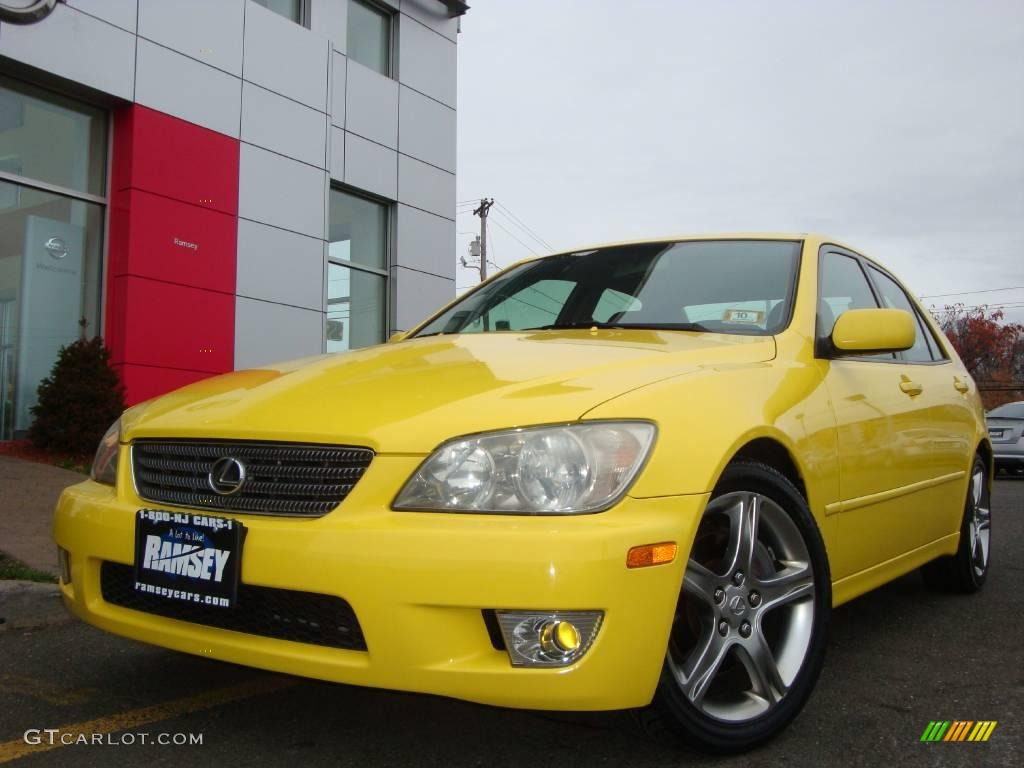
464 279 574 332
818 253 879 339
818 252 897 360
866 266 937 362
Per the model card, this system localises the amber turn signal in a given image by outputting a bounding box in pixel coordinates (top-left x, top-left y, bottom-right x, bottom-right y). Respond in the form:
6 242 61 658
626 542 678 568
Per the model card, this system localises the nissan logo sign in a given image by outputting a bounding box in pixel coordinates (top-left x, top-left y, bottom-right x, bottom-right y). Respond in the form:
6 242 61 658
208 457 247 496
0 0 60 25
44 236 68 260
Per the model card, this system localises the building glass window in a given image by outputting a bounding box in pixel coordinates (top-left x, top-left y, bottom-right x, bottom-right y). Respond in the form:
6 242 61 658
250 0 305 25
0 78 107 440
0 76 106 196
327 189 388 352
347 0 392 76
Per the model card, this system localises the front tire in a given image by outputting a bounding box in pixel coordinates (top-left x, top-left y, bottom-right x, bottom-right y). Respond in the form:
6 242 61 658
922 455 991 593
636 461 831 753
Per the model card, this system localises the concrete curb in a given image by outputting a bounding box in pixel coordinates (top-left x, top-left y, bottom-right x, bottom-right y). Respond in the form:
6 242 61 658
0 579 74 632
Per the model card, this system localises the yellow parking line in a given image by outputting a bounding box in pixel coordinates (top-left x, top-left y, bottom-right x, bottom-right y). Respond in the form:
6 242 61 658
0 675 296 764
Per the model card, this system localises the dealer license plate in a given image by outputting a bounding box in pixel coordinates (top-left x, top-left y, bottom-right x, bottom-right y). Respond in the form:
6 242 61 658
133 509 244 608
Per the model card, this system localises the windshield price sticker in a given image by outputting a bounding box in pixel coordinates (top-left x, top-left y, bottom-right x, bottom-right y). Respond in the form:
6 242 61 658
722 309 765 324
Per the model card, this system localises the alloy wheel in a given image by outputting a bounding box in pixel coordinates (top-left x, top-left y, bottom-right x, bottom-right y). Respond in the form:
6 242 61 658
968 467 991 578
667 491 815 722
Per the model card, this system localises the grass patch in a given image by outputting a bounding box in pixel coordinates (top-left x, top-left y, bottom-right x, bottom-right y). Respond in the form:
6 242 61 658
0 552 57 583
55 457 91 474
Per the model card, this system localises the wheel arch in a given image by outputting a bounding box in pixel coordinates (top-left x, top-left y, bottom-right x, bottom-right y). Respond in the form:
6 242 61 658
705 428 837 552
727 436 808 502
976 438 993 481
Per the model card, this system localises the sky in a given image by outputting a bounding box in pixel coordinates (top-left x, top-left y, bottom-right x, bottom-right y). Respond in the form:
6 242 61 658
453 0 1024 324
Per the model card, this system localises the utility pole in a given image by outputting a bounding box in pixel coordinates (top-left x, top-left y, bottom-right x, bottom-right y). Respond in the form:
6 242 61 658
472 198 494 283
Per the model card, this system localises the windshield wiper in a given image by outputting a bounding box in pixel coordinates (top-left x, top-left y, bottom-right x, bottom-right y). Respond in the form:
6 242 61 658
523 322 709 332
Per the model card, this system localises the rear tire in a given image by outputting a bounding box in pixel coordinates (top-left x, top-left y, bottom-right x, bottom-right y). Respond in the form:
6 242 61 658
634 461 831 753
922 455 991 593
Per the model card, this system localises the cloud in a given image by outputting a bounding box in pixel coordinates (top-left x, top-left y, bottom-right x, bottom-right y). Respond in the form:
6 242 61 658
456 0 1024 321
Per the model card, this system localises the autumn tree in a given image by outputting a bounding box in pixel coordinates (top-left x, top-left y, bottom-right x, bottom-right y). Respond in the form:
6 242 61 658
936 304 1024 408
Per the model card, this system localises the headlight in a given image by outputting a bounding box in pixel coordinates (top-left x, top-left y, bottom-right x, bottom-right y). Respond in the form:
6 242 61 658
90 418 121 486
393 421 656 514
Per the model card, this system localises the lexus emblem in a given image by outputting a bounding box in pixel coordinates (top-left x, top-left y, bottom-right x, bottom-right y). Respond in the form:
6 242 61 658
208 457 246 496
728 595 748 616
0 0 59 25
44 236 69 260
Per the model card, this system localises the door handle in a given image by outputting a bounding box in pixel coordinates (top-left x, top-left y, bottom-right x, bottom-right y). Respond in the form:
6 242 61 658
899 376 923 396
953 376 969 393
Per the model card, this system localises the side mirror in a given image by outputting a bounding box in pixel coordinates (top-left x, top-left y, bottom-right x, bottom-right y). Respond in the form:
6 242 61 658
830 308 915 355
387 331 407 344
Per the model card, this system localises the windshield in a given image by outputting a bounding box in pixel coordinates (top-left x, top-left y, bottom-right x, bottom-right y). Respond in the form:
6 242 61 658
414 239 802 337
989 402 1024 419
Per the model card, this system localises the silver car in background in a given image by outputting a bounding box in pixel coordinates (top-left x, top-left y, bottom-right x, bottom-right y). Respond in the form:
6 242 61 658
988 401 1024 475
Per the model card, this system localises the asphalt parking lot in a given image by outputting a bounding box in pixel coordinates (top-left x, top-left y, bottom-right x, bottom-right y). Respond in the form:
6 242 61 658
1 480 1021 767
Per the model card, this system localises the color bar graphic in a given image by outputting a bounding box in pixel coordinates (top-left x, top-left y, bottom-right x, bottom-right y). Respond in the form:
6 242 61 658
921 721 997 742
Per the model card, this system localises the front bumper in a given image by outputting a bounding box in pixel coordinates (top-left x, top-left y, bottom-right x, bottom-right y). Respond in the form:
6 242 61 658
53 454 706 711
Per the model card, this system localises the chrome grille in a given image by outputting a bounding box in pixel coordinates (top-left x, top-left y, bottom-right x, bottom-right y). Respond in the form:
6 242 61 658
131 440 374 517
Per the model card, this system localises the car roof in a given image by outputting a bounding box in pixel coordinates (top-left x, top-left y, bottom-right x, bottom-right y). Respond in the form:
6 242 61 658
507 233 847 267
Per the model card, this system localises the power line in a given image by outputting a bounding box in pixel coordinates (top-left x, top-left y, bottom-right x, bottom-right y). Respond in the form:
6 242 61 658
930 304 1024 312
490 208 551 254
486 217 495 268
489 217 538 255
929 303 1024 311
919 286 1024 299
929 302 1024 314
494 201 555 251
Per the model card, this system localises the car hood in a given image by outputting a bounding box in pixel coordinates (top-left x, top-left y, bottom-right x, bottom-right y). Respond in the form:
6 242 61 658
123 330 776 453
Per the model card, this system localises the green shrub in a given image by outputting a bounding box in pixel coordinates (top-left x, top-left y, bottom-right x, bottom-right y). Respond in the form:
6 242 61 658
29 337 125 455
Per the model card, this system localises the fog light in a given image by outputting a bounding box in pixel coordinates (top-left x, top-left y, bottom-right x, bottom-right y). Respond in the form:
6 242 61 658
58 547 71 585
495 610 603 667
540 620 580 654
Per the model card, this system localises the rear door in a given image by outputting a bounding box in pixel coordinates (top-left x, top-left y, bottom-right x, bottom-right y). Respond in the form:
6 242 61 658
862 262 976 543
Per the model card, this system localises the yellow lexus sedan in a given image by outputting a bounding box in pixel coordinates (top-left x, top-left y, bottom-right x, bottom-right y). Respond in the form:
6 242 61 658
54 235 992 753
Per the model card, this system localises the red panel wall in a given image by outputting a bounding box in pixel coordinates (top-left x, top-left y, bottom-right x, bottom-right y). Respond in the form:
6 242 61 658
107 189 236 292
111 106 238 216
106 106 239 405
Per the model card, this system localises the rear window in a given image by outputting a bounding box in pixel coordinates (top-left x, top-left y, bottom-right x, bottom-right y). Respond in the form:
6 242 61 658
989 402 1024 419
